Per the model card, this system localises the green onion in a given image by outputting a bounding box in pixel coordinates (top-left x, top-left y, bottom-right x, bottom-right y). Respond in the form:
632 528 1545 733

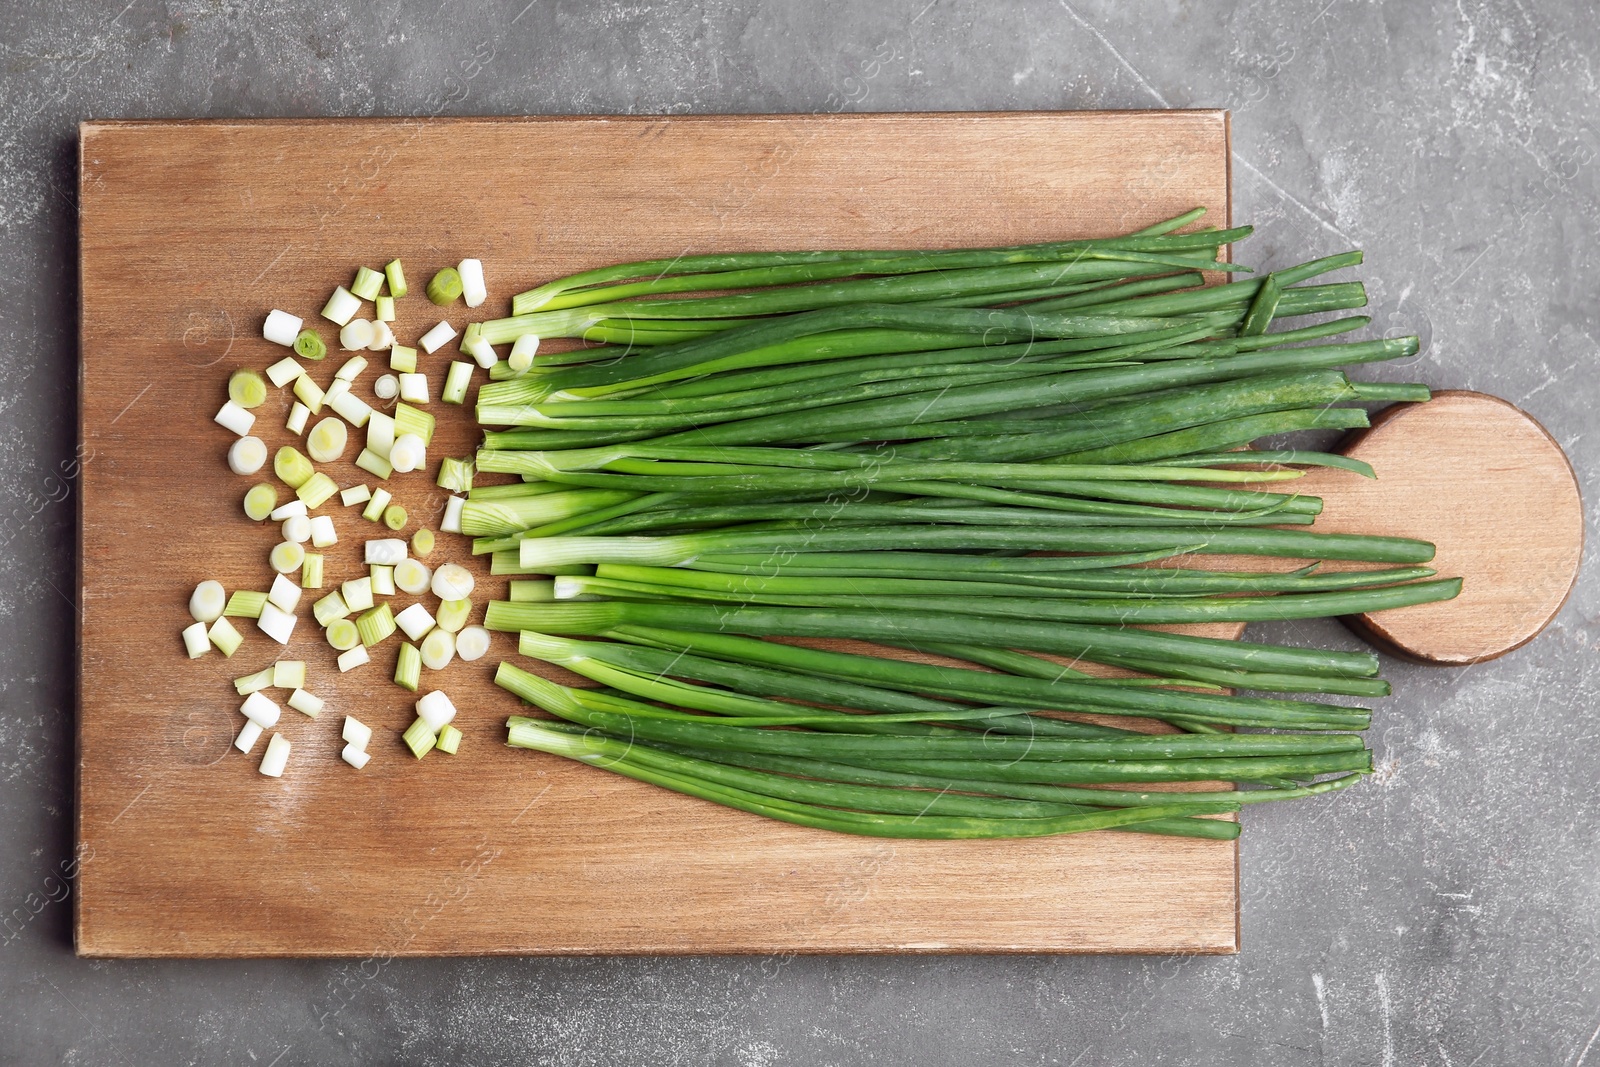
436 724 462 755
502 631 1364 731
223 590 268 619
301 553 324 589
506 718 1239 841
228 369 268 409
395 641 422 691
356 603 396 647
443 361 473 405
296 472 339 509
438 457 475 493
326 618 360 651
385 258 408 299
293 329 327 361
233 667 274 695
383 505 408 531
207 617 243 657
243 484 277 521
394 403 435 446
436 598 472 632
403 717 437 758
274 446 315 489
351 266 385 301
427 266 463 305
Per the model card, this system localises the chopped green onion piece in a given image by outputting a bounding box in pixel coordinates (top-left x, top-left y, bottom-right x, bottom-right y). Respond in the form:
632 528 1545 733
411 529 435 557
342 743 371 768
389 434 426 474
374 373 399 400
342 716 372 750
263 309 303 346
224 590 268 619
286 402 310 435
272 660 306 689
427 266 463 305
342 576 375 613
244 484 278 521
337 355 369 381
403 716 437 758
312 514 335 549
395 602 436 641
182 621 209 659
508 334 539 373
435 724 462 755
274 446 315 489
207 617 243 657
459 259 486 308
307 418 349 463
437 457 474 493
282 514 311 543
294 329 327 361
435 598 472 633
329 385 373 427
326 618 360 651
355 448 393 481
383 505 408 531
398 372 429 404
424 322 456 354
214 400 254 436
228 369 268 409
394 557 433 594
366 410 395 460
268 572 303 612
257 601 297 646
385 258 408 299
461 322 496 368
441 496 465 534
351 266 384 301
415 690 457 730
269 541 305 574
340 320 374 351
441 361 473 404
234 667 274 695
312 590 350 626
454 625 490 661
266 357 303 387
292 374 324 414
301 552 324 589
370 563 396 596
393 403 435 445
376 295 396 322
322 286 361 326
395 641 422 691
362 488 393 522
296 472 339 509
420 628 455 669
288 688 323 718
358 604 397 647
337 645 370 672
234 720 263 753
389 344 417 373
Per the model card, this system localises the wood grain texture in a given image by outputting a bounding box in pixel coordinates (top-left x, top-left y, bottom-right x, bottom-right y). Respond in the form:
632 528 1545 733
1314 392 1582 664
77 112 1243 957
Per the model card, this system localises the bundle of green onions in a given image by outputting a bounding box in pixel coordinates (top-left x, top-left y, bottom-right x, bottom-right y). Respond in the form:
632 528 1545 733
462 208 1454 841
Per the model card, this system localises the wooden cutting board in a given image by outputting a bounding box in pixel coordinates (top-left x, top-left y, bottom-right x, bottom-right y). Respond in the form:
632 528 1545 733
76 108 1481 958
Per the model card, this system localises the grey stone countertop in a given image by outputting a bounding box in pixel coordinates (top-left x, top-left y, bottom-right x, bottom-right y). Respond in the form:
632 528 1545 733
2 1 1596 1063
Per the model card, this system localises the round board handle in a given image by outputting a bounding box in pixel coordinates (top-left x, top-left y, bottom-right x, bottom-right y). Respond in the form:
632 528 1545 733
1303 390 1584 665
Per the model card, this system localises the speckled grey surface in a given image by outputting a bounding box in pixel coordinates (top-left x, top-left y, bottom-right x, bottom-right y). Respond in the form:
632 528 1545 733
3 0 1597 1063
